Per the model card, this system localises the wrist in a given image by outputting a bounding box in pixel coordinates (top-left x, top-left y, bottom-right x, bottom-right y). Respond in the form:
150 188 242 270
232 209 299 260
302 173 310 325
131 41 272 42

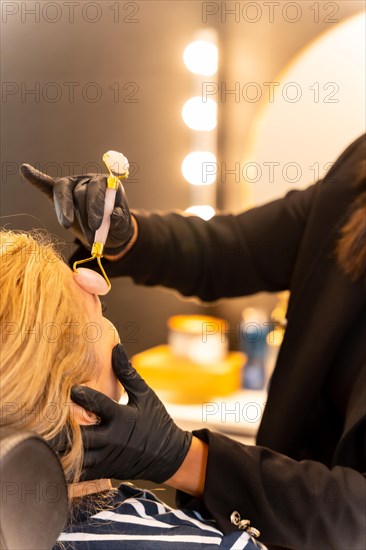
104 215 138 261
165 436 208 498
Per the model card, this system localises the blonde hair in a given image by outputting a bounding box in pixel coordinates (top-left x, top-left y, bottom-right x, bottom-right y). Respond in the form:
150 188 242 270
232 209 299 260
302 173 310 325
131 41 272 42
0 229 98 482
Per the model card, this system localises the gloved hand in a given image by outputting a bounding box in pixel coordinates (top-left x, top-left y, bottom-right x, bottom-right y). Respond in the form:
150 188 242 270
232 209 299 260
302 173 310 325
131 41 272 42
20 164 134 255
71 344 192 483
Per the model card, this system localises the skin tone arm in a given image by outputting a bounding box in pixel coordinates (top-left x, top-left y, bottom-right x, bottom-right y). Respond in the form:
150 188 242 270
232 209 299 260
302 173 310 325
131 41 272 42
165 436 208 499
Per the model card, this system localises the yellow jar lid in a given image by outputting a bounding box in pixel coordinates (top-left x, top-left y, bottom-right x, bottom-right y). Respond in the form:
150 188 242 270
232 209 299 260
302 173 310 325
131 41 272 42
168 315 228 335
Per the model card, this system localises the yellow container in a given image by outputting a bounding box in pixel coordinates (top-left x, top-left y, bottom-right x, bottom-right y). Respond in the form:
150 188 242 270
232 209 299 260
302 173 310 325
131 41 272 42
168 315 229 364
131 344 245 404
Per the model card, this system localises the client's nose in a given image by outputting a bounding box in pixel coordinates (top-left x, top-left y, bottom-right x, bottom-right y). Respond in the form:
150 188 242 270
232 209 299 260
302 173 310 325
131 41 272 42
73 268 110 296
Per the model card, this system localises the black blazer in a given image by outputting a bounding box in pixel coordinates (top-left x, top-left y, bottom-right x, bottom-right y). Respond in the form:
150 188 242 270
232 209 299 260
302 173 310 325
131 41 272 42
73 134 366 549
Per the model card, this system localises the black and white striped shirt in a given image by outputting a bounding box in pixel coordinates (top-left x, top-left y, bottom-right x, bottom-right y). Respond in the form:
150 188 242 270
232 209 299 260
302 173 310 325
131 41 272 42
55 483 263 549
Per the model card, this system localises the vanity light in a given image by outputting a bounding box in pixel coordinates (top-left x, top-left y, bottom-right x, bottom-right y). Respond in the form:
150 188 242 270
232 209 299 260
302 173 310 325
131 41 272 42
185 205 216 220
182 97 217 131
181 151 217 185
182 28 218 219
183 40 218 76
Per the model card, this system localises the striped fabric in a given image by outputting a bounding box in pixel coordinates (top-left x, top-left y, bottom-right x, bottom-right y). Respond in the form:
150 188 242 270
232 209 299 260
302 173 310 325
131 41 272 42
54 483 263 549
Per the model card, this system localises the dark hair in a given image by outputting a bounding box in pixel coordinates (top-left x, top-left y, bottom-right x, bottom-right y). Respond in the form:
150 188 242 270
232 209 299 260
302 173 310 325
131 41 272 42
336 160 366 282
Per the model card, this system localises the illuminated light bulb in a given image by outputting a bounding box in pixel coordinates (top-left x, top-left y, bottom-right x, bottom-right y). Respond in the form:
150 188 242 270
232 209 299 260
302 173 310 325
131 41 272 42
182 151 217 185
183 40 218 76
182 97 217 131
185 205 216 220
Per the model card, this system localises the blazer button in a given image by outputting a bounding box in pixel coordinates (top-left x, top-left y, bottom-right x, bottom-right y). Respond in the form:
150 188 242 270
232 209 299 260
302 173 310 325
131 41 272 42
230 511 241 526
230 511 261 538
247 526 261 538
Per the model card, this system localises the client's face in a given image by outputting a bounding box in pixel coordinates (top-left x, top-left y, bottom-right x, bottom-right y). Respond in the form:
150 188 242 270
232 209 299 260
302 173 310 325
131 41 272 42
64 264 125 425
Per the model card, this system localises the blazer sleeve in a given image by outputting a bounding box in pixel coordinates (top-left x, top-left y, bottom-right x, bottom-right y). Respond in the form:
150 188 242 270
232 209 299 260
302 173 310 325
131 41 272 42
177 429 366 550
88 181 321 301
69 134 365 302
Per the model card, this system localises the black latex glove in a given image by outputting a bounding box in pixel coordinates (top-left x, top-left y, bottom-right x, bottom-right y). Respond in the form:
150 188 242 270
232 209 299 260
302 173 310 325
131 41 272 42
20 164 134 255
71 344 192 483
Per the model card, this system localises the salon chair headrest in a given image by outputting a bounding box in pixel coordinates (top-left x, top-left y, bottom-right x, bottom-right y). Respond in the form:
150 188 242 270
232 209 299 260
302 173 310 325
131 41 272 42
0 426 68 550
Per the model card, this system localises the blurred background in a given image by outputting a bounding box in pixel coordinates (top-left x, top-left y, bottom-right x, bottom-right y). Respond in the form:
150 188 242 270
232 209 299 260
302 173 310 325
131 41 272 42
1 0 365 361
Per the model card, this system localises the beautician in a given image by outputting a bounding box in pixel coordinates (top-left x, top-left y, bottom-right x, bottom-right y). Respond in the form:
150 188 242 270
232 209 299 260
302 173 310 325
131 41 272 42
21 134 366 549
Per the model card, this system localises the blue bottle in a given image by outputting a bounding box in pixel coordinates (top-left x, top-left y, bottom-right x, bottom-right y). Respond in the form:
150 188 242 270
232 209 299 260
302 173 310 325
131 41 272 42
240 308 270 390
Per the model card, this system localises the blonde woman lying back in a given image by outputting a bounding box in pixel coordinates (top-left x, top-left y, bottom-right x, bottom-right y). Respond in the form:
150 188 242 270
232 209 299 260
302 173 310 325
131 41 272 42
0 229 261 550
